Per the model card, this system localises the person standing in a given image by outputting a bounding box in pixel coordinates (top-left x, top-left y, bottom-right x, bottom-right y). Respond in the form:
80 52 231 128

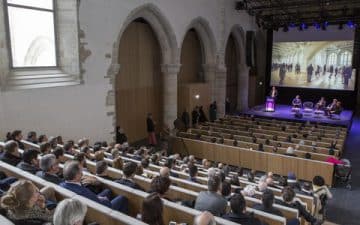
279 63 286 85
307 64 314 83
147 113 157 146
225 98 231 115
191 106 200 127
209 101 217 122
323 64 326 75
181 109 190 130
269 86 278 99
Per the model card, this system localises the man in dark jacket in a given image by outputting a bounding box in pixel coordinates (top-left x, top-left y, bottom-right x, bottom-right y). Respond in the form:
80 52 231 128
146 113 157 146
115 126 128 144
36 154 63 184
253 189 283 216
223 194 262 225
181 109 190 130
0 141 22 166
16 149 41 174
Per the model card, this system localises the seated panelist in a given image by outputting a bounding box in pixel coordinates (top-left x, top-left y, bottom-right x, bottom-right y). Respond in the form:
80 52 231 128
292 95 302 108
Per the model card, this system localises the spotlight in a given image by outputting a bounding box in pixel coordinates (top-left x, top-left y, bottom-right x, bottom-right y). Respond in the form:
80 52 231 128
283 25 289 32
301 23 308 30
347 20 355 29
314 22 321 30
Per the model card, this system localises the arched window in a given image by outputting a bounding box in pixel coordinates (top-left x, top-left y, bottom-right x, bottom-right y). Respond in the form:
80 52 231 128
327 53 337 66
6 0 56 67
340 51 352 66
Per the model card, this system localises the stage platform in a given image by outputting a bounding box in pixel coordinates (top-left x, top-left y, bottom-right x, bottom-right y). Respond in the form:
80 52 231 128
243 104 353 129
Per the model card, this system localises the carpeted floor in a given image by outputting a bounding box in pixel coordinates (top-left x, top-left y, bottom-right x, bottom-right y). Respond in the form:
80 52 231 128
326 116 360 225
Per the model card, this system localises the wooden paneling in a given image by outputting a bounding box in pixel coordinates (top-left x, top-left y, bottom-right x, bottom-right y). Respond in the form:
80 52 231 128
225 34 238 112
178 30 204 115
116 22 163 142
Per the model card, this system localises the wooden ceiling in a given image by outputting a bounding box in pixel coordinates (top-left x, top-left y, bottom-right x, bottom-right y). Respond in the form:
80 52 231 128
236 0 360 30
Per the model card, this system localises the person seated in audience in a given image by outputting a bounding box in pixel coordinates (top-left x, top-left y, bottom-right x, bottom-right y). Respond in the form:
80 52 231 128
56 136 64 145
10 130 25 150
115 161 144 191
60 161 128 213
81 146 93 160
77 138 90 149
96 160 113 181
312 176 332 220
257 179 268 192
16 149 41 174
39 142 52 156
280 187 321 225
285 146 297 157
52 146 66 164
135 164 144 176
36 154 63 185
195 175 227 216
300 182 313 196
141 158 150 170
292 95 302 108
242 184 256 197
149 176 171 199
194 211 216 225
159 166 170 178
253 189 283 217
188 164 199 183
208 167 218 179
38 134 48 144
53 198 87 225
221 181 232 201
257 143 264 152
222 193 262 225
112 156 124 170
329 101 342 117
74 152 89 172
0 141 22 166
150 154 160 165
164 158 179 178
26 131 38 144
141 193 164 225
230 173 240 186
0 180 54 224
94 150 105 162
315 97 326 110
247 170 256 182
63 142 76 155
0 171 17 195
287 172 301 192
305 152 312 159
111 148 120 159
48 136 59 150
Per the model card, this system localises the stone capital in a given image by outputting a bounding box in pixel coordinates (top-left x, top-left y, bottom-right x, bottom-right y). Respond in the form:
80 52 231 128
161 64 181 74
202 64 217 73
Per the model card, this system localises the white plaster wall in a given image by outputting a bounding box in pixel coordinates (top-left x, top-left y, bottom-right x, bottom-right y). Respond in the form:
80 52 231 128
0 0 257 143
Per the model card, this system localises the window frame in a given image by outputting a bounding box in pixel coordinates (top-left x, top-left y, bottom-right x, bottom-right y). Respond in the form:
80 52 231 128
340 51 351 66
4 0 58 69
327 52 337 66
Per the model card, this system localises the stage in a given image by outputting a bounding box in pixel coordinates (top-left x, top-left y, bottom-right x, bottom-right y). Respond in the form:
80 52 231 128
243 104 353 128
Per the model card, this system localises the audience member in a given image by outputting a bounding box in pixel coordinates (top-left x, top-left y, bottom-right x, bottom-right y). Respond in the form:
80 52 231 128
115 162 144 191
221 181 232 200
36 154 63 184
1 180 54 223
52 146 66 163
96 160 113 180
194 211 216 225
312 176 332 220
60 161 128 213
149 176 171 198
53 198 87 225
0 141 22 166
141 193 164 225
253 189 283 216
223 193 262 225
112 156 124 170
26 131 38 144
188 164 199 183
195 175 227 216
38 134 48 144
39 142 52 155
10 130 25 150
17 149 41 174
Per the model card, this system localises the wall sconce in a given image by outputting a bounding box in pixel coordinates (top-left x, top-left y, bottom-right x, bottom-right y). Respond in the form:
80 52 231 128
195 94 200 99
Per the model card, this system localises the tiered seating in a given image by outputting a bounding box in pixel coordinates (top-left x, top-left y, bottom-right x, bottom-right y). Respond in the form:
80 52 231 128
174 115 347 185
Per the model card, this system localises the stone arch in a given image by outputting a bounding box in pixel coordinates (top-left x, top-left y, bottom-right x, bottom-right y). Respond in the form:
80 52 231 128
180 17 217 66
225 25 249 111
105 3 179 138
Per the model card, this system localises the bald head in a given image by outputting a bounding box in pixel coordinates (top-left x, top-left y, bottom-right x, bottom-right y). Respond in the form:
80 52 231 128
159 166 170 178
194 211 216 225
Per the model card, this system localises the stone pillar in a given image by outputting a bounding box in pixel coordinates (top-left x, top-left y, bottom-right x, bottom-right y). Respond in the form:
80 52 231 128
203 64 217 101
161 64 181 128
214 64 227 117
237 63 250 111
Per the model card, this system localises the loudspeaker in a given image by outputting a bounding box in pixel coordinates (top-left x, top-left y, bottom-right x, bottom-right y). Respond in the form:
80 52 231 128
246 31 255 68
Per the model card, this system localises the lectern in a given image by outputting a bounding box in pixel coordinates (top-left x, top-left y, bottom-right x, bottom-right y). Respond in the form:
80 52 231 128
265 97 275 112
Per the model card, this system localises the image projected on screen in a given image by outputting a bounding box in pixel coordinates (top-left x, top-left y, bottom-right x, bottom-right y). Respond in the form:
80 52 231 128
271 41 355 90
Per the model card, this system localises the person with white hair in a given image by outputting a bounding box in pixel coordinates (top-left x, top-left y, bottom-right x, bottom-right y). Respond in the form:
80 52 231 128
285 146 296 157
53 198 87 225
36 154 63 185
194 211 217 225
242 185 256 197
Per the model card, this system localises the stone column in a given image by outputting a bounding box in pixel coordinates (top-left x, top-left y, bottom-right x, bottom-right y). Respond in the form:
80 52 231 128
237 63 250 111
214 64 227 117
203 64 217 101
161 64 181 128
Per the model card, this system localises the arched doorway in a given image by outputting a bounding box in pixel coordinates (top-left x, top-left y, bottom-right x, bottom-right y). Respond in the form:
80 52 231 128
178 29 204 115
116 19 163 143
225 34 239 113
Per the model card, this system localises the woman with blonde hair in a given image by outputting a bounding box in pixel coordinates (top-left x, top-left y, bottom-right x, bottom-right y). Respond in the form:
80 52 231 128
0 180 54 223
113 156 124 170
